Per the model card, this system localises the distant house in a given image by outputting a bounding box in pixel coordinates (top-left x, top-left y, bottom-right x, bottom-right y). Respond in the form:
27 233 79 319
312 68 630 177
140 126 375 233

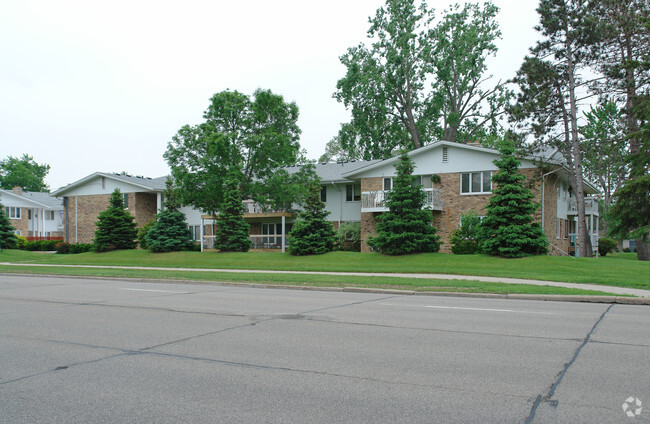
0 187 64 239
50 173 167 244
52 141 601 255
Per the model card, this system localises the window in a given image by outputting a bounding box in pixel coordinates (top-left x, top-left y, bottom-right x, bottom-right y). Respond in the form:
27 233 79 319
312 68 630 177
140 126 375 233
414 176 422 187
45 211 55 220
320 186 327 202
346 184 361 202
383 178 392 191
557 219 562 239
188 225 201 241
123 193 129 209
442 146 448 163
461 172 492 194
5 207 20 219
565 220 569 239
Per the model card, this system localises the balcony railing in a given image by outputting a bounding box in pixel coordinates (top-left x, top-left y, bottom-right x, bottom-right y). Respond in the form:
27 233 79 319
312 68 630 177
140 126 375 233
202 235 287 250
567 197 599 216
242 201 291 215
361 188 443 212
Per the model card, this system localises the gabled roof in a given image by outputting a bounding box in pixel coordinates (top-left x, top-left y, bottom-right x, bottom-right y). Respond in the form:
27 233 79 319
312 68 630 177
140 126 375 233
341 140 567 178
51 172 167 197
0 189 61 209
283 160 382 183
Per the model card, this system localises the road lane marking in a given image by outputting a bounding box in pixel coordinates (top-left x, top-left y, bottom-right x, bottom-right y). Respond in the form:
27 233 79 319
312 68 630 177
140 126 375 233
121 288 189 294
379 303 558 314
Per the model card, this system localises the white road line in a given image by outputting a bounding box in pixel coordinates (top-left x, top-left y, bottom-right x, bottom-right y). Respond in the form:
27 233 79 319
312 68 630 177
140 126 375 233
121 288 188 294
379 303 558 314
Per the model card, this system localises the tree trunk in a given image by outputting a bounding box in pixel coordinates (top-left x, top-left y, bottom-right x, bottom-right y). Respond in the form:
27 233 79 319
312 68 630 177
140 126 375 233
637 239 650 261
566 39 592 257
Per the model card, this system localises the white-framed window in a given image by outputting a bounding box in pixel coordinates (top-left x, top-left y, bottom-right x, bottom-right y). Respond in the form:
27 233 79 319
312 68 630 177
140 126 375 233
123 193 129 209
461 171 492 194
346 184 361 202
383 178 392 191
557 218 562 239
45 211 55 220
14 230 21 236
5 206 21 219
188 225 201 241
320 186 327 202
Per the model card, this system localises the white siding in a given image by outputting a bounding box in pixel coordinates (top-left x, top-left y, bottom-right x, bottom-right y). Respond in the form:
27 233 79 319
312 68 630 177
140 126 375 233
62 176 153 196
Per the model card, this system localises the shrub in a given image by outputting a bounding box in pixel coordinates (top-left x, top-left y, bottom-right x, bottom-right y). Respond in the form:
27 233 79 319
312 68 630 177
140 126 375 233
623 247 631 253
336 222 361 251
15 235 27 249
55 242 71 254
70 243 93 254
138 218 156 250
598 238 617 257
23 240 59 251
94 189 138 252
289 181 336 256
450 211 482 254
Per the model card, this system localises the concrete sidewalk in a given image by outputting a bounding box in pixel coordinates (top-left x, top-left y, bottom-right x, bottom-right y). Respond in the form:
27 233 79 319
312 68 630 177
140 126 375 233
2 262 649 299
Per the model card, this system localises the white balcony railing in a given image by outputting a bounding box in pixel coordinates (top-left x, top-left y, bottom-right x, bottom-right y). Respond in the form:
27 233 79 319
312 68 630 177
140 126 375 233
242 201 290 215
361 188 443 212
567 197 599 216
202 235 287 250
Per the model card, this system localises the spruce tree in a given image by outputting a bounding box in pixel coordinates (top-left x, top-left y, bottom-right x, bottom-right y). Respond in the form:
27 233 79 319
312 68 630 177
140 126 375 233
0 203 17 249
368 151 440 255
214 168 251 252
479 140 548 258
145 179 195 253
94 189 138 252
289 180 336 256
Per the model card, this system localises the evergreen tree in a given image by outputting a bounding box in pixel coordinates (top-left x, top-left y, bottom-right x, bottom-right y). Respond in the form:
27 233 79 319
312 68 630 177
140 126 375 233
93 189 138 252
368 151 440 255
0 203 17 249
288 180 336 256
214 168 251 252
479 140 548 257
145 179 195 253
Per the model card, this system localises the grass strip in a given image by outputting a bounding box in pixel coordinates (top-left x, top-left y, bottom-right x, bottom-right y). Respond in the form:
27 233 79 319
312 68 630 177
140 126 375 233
0 264 620 296
1 250 648 290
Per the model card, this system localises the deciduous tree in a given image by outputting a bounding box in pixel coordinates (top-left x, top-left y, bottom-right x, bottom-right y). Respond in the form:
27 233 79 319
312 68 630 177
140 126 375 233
164 89 301 216
0 154 50 192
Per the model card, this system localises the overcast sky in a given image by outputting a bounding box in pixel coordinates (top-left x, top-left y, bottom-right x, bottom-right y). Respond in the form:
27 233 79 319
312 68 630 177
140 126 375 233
0 0 540 191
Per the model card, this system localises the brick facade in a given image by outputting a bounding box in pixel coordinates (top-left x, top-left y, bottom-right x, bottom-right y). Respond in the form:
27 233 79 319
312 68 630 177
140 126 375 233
65 193 158 244
359 167 568 255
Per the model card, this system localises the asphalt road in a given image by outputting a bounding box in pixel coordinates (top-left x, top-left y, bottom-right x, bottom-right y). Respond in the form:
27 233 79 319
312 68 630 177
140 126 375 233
0 275 648 423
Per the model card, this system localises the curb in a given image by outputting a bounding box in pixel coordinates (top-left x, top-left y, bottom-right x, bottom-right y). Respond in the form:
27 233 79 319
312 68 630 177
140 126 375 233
1 272 649 305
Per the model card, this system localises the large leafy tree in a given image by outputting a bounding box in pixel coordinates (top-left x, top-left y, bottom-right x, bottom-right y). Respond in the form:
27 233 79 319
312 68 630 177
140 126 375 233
608 98 650 261
511 0 598 257
579 101 628 216
0 203 17 249
479 140 548 258
145 180 195 253
164 89 301 216
334 0 509 159
425 2 511 143
214 167 252 252
368 151 440 255
94 189 138 252
0 154 50 192
288 179 336 256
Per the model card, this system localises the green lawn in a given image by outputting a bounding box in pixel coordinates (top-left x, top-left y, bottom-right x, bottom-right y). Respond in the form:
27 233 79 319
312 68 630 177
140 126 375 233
0 249 647 291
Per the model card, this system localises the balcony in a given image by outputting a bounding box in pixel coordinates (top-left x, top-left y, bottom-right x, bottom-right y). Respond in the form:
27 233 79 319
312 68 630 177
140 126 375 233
242 200 294 219
361 188 443 213
567 197 599 216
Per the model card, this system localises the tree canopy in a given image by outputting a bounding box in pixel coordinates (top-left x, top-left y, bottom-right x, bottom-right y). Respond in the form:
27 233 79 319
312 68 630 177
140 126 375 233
334 0 509 159
0 154 50 192
164 89 301 216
